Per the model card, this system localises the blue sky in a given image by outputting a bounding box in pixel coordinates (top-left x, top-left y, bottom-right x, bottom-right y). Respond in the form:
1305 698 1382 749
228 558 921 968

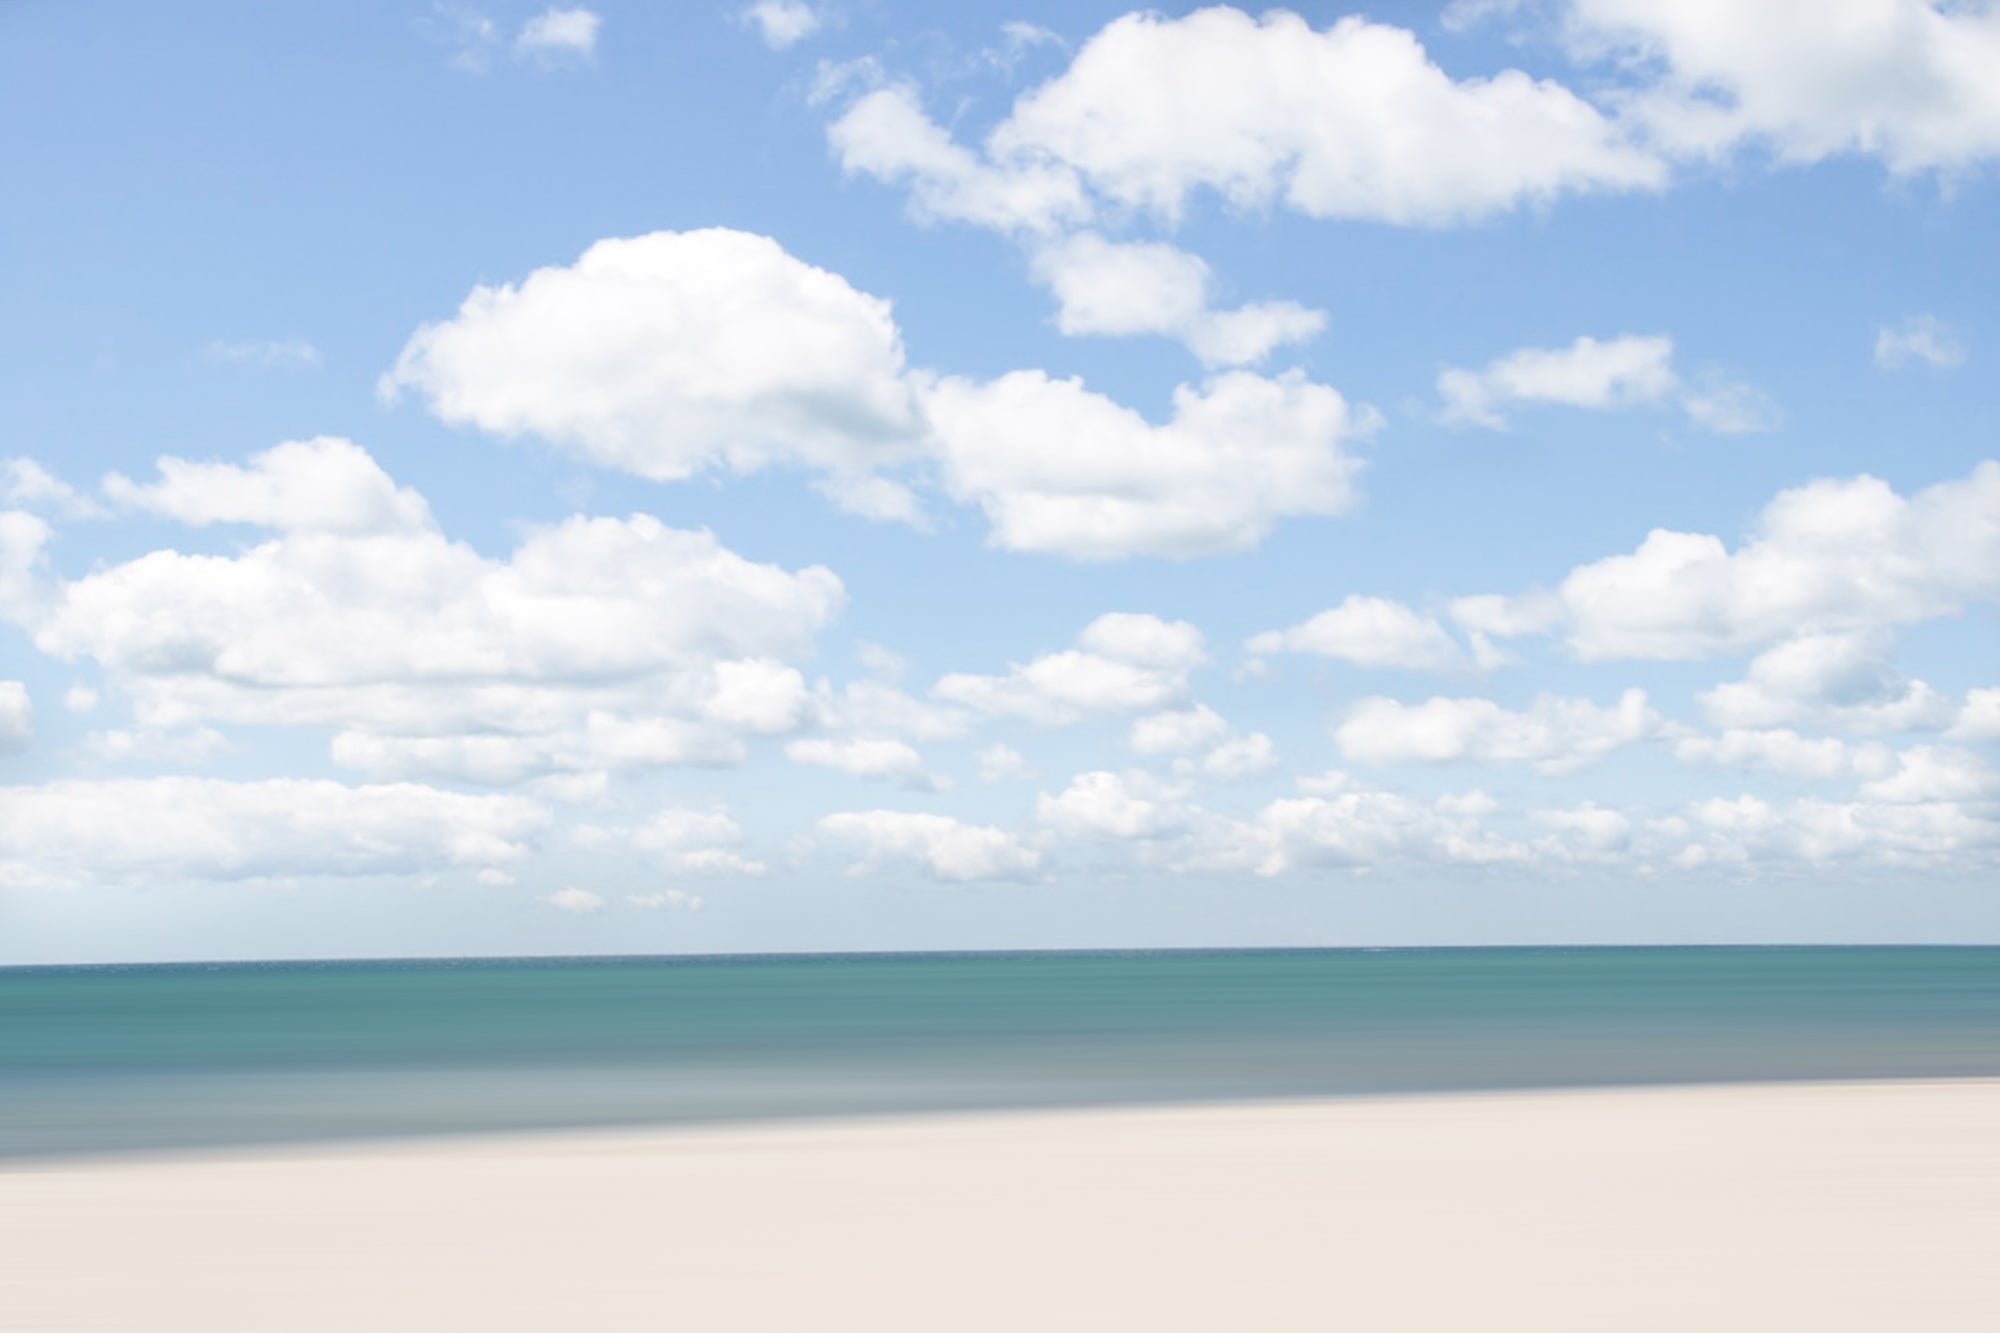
3 0 1998 963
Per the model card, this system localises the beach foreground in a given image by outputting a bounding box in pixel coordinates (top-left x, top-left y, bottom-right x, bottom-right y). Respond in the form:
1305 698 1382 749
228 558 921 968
6 1080 1997 1331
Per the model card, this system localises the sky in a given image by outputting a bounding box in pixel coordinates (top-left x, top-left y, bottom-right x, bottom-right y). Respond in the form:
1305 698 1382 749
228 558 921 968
2 0 1998 963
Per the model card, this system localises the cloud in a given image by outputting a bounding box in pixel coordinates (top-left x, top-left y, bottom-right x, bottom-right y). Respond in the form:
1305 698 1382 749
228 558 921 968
740 1 820 50
515 7 599 62
628 888 703 911
1469 461 2000 661
1038 769 1193 840
0 681 30 751
983 8 1663 227
1437 333 1772 433
546 885 606 913
1566 0 2000 174
17 441 843 786
1673 727 1896 780
1875 314 1966 369
204 339 320 369
382 229 924 491
630 806 767 875
819 809 1041 881
1248 595 1476 671
1952 688 2000 742
1128 704 1276 781
976 743 1033 782
0 777 546 888
935 613 1204 724
103 437 433 535
1028 233 1325 366
926 369 1371 559
1695 629 1954 732
785 736 941 788
1674 790 1999 870
2 459 106 519
1335 688 1662 774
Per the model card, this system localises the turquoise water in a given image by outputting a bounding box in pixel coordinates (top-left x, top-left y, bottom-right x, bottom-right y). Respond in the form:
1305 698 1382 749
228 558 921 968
3 947 1997 1158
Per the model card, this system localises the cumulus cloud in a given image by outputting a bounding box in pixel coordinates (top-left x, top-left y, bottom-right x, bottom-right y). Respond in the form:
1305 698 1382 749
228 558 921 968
741 0 820 50
1028 233 1325 366
786 736 941 788
1335 689 1662 774
382 229 924 491
1875 314 1966 369
935 613 1204 724
14 440 843 787
819 809 1041 881
103 437 433 535
1436 333 1773 433
1565 0 2000 174
1128 704 1276 781
515 7 599 61
630 806 767 876
0 777 546 888
926 369 1371 559
1468 461 2000 661
1696 629 1954 733
1673 727 1896 780
976 743 1033 782
2 459 105 518
1248 595 1480 671
985 8 1663 227
1952 688 2000 742
546 885 606 913
0 681 30 751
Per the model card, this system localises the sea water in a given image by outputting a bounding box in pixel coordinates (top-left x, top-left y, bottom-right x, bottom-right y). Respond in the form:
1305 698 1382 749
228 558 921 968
3 947 1997 1158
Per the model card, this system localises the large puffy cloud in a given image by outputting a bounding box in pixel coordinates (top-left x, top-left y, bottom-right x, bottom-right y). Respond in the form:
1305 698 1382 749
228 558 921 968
1335 689 1662 774
935 613 1204 724
1464 461 2000 662
1248 595 1478 671
926 369 1370 559
818 809 1042 881
984 8 1663 226
1695 629 1954 733
382 230 925 488
17 440 844 785
0 777 546 888
1566 0 2000 174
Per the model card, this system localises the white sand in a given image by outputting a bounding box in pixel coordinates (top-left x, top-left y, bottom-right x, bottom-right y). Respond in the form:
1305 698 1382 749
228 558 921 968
5 1079 1998 1331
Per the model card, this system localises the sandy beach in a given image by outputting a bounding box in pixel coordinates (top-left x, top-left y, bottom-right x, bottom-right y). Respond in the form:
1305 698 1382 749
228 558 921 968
4 1078 1996 1331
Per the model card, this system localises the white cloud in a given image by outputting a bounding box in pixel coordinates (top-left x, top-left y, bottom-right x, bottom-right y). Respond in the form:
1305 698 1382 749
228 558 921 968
1335 688 1661 774
628 888 704 911
1028 233 1325 366
811 679 971 743
515 7 599 61
62 685 98 714
383 229 924 490
0 681 29 751
819 809 1041 881
0 778 546 889
1437 333 1771 433
204 339 320 369
786 736 939 787
988 8 1663 227
935 613 1204 724
1875 314 1966 369
1675 790 1999 870
1567 0 2000 174
0 509 50 617
18 441 843 787
1183 731 1278 781
1473 461 2000 661
1951 688 2000 742
1439 334 1678 428
976 743 1033 782
1531 802 1632 857
927 369 1371 559
741 1 820 50
1130 704 1230 756
103 437 433 535
1673 727 1896 780
1695 629 1954 733
546 885 606 913
630 806 767 876
1248 595 1472 671
827 84 1089 235
2 459 104 518
1037 769 1191 841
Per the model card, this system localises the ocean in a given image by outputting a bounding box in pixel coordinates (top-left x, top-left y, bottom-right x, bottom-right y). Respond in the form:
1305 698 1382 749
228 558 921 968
4 946 1997 1158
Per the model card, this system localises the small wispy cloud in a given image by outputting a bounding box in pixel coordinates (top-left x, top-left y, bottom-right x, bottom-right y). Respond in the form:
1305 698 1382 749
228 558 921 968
741 1 821 50
204 338 321 369
516 7 601 62
1875 315 1965 370
545 885 606 913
